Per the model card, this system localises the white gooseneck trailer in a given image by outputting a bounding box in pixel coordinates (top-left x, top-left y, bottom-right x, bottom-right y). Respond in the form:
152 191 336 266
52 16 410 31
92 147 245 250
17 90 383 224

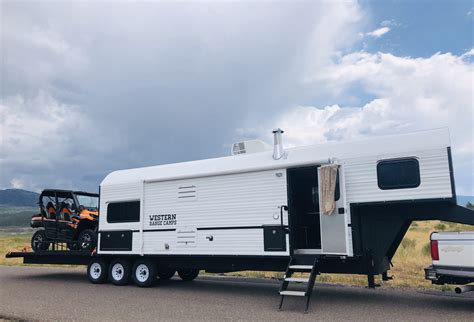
98 128 462 258
95 128 473 310
8 128 473 312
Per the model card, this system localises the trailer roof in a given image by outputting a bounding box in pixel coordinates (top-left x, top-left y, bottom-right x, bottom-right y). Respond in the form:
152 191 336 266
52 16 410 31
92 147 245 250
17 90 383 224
101 128 450 186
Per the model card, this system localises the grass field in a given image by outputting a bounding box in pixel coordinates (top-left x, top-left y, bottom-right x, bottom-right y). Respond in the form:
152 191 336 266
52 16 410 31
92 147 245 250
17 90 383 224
2 220 473 289
0 207 37 226
0 233 33 266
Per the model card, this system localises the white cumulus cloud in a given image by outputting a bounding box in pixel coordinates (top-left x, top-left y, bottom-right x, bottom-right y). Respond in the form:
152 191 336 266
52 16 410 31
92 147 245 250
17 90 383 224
267 50 473 194
366 27 391 38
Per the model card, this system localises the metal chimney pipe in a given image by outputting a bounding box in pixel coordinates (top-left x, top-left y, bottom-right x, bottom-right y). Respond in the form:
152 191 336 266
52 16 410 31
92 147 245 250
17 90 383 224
272 128 285 160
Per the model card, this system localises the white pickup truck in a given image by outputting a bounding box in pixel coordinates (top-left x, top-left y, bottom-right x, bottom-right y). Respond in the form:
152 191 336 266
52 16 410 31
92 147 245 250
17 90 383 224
425 231 474 293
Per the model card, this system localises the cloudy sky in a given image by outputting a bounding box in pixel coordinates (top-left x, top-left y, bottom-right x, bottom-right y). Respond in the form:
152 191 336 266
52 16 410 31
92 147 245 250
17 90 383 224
1 0 473 195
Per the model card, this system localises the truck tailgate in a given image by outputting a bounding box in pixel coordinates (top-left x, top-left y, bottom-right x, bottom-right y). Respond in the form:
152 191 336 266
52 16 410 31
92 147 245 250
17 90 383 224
432 232 474 268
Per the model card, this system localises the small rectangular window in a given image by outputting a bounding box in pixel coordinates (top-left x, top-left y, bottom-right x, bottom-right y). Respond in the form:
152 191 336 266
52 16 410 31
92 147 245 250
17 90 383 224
107 201 140 223
377 158 420 190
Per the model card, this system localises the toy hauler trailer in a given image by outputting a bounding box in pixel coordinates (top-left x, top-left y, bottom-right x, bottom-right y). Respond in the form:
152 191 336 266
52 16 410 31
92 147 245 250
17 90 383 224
7 128 474 312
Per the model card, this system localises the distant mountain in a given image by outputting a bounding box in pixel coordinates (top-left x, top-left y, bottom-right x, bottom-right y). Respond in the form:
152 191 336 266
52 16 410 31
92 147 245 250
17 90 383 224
0 189 39 207
457 195 474 208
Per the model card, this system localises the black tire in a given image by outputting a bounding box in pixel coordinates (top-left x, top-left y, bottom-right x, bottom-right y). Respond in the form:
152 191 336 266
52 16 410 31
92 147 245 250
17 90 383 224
177 269 199 281
109 258 132 285
132 259 158 287
87 258 108 284
31 230 50 252
77 229 97 251
158 269 176 280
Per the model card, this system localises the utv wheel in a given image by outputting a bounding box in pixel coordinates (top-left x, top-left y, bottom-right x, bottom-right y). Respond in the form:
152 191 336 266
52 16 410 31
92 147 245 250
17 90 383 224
158 269 176 280
77 229 97 251
31 230 50 252
177 269 199 281
132 259 157 287
109 259 131 285
87 258 108 284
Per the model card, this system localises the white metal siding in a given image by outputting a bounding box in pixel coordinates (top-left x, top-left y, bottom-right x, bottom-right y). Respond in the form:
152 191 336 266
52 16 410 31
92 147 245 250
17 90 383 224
344 148 452 203
99 169 289 256
143 170 288 229
141 169 288 256
99 182 141 232
142 229 289 256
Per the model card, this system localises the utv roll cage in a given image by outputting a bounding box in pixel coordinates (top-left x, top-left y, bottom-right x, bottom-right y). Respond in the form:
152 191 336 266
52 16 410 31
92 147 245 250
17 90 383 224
39 189 99 209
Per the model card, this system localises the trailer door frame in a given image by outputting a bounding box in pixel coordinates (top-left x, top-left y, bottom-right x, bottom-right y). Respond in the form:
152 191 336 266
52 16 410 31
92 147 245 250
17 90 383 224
318 165 353 256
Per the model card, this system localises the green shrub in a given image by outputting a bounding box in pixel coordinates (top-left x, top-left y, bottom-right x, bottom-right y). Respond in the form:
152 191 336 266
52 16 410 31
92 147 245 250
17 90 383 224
434 223 446 231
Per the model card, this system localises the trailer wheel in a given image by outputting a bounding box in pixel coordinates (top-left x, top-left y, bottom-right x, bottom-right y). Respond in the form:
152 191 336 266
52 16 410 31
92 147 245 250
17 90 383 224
132 259 157 287
77 229 97 251
158 269 176 280
109 259 131 285
87 258 108 284
31 230 50 252
177 269 199 281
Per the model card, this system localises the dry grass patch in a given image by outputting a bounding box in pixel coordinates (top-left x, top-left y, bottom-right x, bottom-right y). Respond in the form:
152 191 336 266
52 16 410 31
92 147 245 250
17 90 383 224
0 233 32 265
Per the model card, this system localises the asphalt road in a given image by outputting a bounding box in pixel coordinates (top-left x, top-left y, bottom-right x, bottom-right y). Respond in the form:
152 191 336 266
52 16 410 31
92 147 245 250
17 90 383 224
0 266 473 321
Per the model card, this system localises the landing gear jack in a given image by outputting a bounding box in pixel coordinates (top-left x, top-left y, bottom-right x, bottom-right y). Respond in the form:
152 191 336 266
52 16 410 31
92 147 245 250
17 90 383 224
366 274 381 289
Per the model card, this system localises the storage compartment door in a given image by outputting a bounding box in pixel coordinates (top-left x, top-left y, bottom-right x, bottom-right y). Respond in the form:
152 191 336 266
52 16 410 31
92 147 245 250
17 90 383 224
100 230 133 251
318 165 353 256
263 226 287 252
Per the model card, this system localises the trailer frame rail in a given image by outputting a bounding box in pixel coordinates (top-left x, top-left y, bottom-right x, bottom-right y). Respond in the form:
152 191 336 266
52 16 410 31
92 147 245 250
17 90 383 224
6 251 94 265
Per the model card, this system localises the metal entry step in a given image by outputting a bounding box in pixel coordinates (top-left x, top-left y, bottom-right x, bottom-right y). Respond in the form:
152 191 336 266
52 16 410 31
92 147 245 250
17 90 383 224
289 265 312 270
284 277 309 283
278 256 320 313
279 290 306 296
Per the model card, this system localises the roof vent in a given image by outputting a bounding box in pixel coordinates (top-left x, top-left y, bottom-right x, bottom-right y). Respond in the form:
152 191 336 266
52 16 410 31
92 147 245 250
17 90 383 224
231 140 272 156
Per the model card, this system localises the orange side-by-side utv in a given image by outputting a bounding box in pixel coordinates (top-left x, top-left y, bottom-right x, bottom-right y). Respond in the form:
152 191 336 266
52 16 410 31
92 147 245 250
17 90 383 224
30 189 99 252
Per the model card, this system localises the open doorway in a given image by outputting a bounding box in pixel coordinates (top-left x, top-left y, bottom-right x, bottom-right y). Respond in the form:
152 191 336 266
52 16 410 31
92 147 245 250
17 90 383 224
287 166 321 250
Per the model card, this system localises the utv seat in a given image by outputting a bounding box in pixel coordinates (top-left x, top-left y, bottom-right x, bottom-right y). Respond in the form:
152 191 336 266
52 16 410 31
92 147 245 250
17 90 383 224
60 202 73 221
46 202 56 220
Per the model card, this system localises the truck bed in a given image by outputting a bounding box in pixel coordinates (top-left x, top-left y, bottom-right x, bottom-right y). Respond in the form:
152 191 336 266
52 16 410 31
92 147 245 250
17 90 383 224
425 231 474 285
6 250 93 265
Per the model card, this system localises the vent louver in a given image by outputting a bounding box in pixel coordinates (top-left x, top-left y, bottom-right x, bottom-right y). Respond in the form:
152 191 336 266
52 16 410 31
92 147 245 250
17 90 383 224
178 185 197 201
176 227 197 248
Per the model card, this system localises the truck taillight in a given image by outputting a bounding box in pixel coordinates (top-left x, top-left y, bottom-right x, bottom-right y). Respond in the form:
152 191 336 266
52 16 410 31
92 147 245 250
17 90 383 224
431 240 439 261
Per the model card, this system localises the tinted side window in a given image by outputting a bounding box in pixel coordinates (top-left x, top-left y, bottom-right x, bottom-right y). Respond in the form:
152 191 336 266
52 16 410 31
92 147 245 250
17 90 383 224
377 158 420 190
107 201 140 223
